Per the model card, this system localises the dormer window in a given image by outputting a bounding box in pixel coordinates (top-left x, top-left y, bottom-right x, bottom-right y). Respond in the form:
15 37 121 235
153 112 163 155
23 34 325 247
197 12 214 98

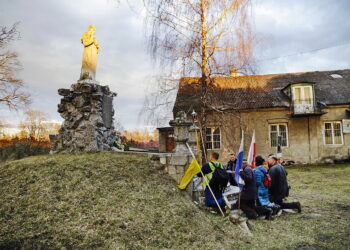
291 84 315 115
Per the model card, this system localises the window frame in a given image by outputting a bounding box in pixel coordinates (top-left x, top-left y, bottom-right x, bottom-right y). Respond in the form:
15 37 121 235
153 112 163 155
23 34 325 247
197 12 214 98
292 85 314 105
269 123 289 148
323 121 344 146
205 127 221 150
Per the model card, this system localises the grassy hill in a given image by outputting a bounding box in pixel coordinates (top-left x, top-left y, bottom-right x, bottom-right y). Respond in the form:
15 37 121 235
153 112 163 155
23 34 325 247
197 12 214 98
0 152 349 249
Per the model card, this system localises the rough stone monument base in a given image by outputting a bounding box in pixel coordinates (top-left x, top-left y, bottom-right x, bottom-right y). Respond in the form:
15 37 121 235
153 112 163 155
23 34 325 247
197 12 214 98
51 81 117 153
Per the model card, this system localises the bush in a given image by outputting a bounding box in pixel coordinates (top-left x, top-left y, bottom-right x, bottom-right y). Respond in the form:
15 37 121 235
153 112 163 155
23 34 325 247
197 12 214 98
0 139 50 162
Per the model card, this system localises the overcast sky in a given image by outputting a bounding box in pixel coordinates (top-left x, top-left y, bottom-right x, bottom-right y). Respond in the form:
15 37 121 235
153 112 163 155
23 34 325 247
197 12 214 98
1 0 350 129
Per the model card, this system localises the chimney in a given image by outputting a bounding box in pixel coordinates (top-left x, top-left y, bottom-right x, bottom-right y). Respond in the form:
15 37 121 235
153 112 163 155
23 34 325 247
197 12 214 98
230 69 238 77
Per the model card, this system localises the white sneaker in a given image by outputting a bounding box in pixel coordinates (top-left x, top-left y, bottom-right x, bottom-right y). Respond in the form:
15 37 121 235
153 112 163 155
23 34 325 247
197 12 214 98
223 195 232 210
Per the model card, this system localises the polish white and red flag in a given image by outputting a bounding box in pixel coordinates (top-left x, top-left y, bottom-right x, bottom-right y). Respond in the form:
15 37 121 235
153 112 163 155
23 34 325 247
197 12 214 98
247 130 256 168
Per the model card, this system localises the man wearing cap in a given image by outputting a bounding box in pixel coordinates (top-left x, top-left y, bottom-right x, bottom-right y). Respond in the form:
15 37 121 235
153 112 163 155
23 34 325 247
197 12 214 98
267 154 301 212
226 153 237 186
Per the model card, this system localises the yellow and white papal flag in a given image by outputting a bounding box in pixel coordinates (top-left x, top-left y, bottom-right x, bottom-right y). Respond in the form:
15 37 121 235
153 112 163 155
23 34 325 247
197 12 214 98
178 158 201 190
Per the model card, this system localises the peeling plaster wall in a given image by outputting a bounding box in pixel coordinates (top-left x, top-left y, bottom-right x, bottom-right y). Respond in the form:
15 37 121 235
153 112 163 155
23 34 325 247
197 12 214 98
206 106 350 165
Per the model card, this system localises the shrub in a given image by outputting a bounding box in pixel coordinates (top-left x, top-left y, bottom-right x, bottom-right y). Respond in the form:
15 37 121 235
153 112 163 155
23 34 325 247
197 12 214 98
0 138 50 162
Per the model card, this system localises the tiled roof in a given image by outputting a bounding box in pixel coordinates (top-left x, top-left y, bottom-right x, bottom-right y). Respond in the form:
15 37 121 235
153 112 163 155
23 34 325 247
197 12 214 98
173 69 350 114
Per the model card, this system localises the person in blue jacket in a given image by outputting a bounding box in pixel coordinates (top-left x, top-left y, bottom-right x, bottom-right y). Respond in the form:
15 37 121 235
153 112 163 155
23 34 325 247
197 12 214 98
255 155 280 216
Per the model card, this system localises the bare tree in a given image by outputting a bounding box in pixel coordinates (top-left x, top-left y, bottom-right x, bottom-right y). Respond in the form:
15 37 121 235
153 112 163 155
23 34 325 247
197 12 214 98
21 109 49 141
114 120 125 133
0 23 31 109
141 0 255 122
0 119 11 139
141 0 256 158
144 0 254 78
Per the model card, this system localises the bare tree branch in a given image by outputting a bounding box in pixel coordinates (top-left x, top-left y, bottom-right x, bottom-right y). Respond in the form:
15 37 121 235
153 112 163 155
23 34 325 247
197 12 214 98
141 0 257 161
0 23 31 110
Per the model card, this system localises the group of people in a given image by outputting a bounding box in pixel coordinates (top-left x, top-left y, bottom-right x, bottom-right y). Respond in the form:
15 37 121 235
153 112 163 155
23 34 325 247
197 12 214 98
199 152 301 220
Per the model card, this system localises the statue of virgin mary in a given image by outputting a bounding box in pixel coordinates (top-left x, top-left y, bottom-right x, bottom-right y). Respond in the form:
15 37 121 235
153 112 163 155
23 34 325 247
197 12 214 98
80 25 99 80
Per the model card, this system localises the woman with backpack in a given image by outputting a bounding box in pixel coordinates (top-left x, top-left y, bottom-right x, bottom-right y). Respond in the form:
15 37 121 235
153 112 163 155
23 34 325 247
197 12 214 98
254 156 281 217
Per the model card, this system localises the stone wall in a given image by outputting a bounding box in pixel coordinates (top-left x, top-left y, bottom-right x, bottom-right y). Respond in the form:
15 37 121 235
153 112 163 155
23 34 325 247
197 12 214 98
51 80 117 152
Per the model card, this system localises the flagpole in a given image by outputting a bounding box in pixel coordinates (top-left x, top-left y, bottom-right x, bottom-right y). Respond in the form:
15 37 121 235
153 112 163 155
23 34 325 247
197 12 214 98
186 142 225 217
195 130 201 161
235 130 244 211
197 118 207 162
195 130 205 196
197 119 208 196
237 192 241 210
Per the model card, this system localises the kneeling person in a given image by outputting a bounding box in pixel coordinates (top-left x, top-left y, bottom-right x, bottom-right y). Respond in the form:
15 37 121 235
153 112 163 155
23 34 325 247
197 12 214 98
198 152 227 211
237 159 259 219
254 156 280 218
268 154 301 212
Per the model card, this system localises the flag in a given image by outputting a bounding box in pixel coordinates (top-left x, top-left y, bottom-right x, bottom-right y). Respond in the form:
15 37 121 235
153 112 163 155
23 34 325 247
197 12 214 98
178 158 201 189
234 131 244 187
247 130 256 168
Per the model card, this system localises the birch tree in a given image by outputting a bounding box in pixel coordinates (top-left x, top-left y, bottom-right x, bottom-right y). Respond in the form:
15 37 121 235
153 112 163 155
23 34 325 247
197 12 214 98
142 0 255 126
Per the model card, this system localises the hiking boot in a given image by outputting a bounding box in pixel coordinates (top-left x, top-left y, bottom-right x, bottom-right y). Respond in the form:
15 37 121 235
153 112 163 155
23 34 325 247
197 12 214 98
265 208 274 220
271 204 281 215
276 208 283 216
296 202 302 213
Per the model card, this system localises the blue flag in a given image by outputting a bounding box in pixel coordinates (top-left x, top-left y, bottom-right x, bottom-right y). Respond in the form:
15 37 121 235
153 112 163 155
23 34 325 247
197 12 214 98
234 131 244 188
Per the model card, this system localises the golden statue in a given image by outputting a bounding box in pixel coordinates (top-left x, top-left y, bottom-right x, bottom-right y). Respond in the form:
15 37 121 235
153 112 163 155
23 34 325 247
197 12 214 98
80 25 99 80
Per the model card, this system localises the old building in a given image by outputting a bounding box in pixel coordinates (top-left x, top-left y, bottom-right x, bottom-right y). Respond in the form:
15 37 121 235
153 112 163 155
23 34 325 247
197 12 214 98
168 69 350 164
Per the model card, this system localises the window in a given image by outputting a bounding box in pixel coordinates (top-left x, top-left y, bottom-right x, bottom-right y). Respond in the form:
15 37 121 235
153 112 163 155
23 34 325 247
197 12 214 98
206 127 221 149
330 74 343 79
292 86 313 105
269 124 288 147
324 121 343 145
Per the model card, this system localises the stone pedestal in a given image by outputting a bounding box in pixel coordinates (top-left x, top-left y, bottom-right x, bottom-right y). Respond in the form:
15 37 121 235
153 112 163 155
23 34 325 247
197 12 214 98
162 111 200 183
51 81 117 152
169 111 193 155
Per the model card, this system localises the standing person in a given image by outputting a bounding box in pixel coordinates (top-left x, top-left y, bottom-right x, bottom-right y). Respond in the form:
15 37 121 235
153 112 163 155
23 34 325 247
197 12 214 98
197 152 227 211
226 153 237 186
254 156 280 217
267 154 301 212
237 159 259 219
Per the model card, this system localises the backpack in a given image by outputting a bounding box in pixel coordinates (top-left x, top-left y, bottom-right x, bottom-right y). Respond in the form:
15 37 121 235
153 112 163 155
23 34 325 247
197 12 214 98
263 173 272 188
209 162 229 191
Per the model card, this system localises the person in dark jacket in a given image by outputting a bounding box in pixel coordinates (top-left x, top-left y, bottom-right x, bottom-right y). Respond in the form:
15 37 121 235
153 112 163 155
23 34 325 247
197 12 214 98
237 159 259 219
226 153 237 186
197 152 226 211
268 154 301 212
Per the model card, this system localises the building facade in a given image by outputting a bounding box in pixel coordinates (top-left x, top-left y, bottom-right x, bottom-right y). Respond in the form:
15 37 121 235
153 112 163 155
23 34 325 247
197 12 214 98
169 69 350 164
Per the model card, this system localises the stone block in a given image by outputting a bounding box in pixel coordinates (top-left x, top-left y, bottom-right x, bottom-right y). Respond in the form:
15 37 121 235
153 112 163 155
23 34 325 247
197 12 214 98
176 165 185 174
58 88 71 96
168 165 176 175
169 155 189 165
160 156 167 165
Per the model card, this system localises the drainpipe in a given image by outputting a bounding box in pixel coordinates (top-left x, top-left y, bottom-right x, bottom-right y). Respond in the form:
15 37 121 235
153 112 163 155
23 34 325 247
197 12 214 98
308 117 311 164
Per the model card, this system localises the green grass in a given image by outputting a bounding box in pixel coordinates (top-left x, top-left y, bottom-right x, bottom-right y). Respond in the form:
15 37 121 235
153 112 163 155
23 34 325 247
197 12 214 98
0 153 349 249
